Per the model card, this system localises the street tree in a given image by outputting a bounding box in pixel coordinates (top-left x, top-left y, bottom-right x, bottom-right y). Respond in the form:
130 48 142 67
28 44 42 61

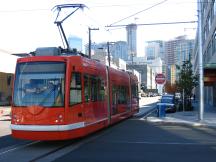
164 81 176 94
176 60 199 111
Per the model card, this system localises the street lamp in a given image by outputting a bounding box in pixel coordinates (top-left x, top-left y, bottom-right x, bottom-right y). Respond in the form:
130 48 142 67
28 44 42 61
198 0 204 121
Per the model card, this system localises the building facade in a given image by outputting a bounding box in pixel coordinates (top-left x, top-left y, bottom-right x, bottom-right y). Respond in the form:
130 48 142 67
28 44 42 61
112 41 128 61
175 37 194 66
86 42 129 62
68 35 83 52
145 40 165 61
193 1 216 107
165 36 195 84
127 57 162 92
126 24 137 60
0 50 19 105
126 64 152 89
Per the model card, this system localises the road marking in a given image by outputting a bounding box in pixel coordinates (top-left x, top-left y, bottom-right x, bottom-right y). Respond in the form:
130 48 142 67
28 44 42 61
28 126 115 162
103 140 216 145
0 141 40 156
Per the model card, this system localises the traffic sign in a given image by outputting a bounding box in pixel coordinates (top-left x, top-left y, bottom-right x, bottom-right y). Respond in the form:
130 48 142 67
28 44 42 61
155 73 166 84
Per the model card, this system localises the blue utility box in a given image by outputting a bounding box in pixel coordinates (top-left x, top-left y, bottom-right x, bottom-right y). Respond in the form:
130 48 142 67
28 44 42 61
157 104 166 117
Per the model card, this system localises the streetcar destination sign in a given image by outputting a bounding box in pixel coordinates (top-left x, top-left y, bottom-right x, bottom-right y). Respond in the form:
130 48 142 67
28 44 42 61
155 73 166 84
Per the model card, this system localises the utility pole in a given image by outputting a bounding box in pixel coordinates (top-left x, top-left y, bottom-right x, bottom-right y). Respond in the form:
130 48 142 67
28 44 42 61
198 0 204 121
131 52 135 65
107 42 111 67
88 27 99 58
107 42 115 67
183 89 185 112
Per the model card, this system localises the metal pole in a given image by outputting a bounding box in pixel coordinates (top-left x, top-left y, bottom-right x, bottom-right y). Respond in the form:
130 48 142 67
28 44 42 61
88 27 91 58
88 28 99 58
198 0 204 121
53 4 86 51
56 22 70 50
107 42 111 66
183 89 185 112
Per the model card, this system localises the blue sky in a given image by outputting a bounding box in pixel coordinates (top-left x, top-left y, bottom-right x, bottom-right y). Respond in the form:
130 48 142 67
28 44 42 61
0 0 197 55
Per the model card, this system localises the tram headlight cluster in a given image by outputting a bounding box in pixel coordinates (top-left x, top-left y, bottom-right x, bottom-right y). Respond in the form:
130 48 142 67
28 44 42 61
55 114 64 123
13 114 20 123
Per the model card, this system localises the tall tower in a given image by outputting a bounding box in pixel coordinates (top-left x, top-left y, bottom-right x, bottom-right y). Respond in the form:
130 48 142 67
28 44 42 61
126 24 137 60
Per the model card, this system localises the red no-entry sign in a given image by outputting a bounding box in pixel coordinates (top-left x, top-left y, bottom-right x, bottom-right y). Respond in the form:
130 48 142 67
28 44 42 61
155 73 166 84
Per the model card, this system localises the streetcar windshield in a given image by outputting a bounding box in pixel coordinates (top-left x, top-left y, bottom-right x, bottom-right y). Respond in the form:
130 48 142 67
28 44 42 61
13 62 65 107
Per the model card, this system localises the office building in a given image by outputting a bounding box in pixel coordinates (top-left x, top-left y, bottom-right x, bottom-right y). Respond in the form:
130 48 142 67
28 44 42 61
112 41 128 61
165 36 195 84
145 40 165 61
126 24 137 60
86 41 129 62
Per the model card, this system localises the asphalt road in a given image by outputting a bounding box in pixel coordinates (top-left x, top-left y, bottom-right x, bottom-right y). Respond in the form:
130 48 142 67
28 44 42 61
53 119 216 162
1 97 216 162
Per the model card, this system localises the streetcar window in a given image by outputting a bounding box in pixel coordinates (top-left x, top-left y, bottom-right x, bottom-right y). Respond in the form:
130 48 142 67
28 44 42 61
112 85 118 105
91 76 105 102
84 75 90 102
91 77 98 101
70 72 82 105
13 62 65 107
131 83 138 101
112 85 128 106
118 86 128 104
84 75 105 102
112 85 118 115
98 78 105 101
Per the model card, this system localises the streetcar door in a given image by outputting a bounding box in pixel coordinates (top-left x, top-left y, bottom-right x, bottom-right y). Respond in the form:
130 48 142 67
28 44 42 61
111 85 118 115
68 72 83 123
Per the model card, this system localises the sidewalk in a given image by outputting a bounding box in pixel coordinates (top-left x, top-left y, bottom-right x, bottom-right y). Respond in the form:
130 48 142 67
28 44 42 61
146 101 216 128
0 106 11 121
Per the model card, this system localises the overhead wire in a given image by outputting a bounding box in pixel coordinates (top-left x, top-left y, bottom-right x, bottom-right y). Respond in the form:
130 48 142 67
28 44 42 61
87 0 198 8
106 21 197 28
0 9 49 13
109 0 169 26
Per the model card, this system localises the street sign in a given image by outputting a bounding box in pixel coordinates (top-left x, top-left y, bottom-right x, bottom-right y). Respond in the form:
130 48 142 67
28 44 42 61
155 73 166 85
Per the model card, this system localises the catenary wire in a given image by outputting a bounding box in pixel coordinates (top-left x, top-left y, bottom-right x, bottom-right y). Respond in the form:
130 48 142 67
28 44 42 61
108 0 169 26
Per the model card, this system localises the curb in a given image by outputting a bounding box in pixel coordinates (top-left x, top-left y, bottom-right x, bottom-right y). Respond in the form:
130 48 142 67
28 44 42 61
0 107 11 118
0 110 3 116
144 117 216 128
134 107 157 118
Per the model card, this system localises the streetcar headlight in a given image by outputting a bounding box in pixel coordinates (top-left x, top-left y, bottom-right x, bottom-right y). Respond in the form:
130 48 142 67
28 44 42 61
58 115 63 119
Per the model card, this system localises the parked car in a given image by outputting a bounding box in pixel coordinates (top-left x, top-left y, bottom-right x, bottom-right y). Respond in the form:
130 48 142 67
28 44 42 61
148 92 154 97
158 95 176 113
175 93 181 99
162 94 175 100
141 92 147 97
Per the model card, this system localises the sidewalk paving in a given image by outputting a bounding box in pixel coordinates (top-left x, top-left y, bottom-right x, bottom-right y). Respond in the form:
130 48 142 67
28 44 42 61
0 106 11 121
145 101 216 128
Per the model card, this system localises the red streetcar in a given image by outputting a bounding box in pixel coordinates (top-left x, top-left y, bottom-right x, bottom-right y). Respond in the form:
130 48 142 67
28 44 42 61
11 47 139 140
